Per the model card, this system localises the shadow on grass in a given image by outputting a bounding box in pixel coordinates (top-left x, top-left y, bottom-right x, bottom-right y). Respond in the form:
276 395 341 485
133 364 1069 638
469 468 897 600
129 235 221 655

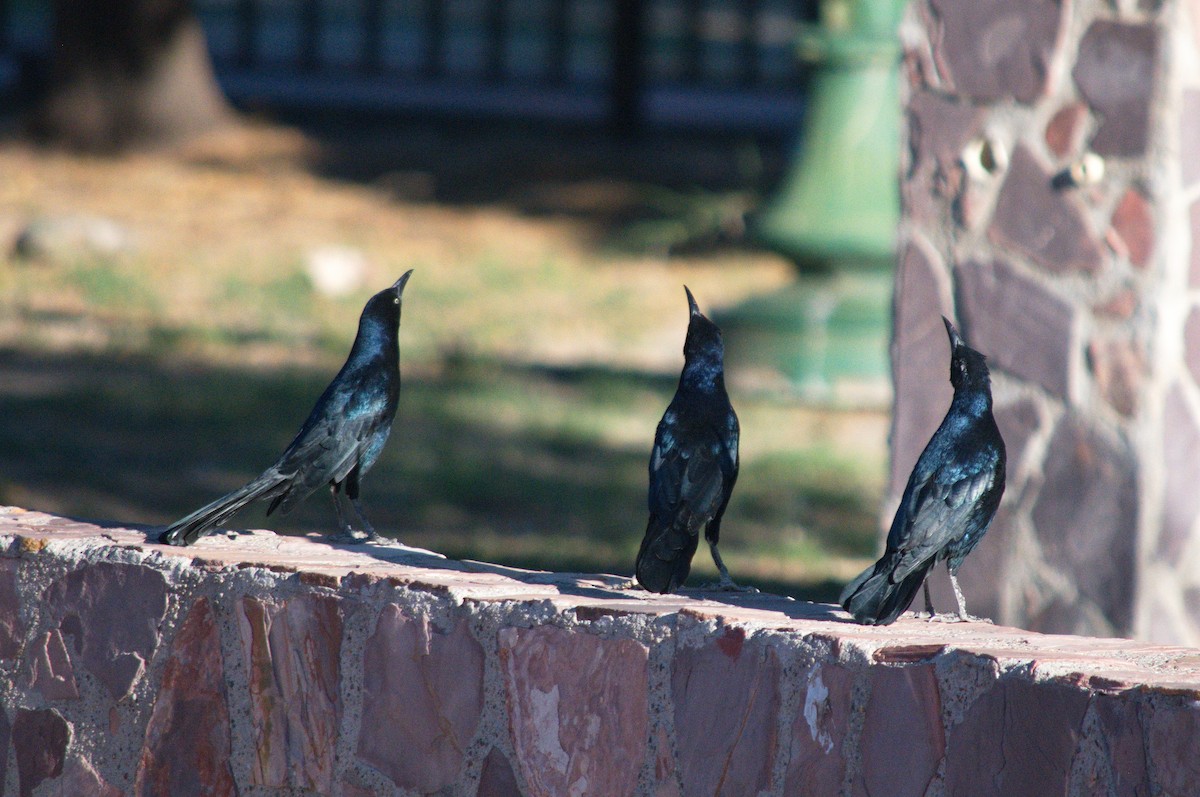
0 347 874 602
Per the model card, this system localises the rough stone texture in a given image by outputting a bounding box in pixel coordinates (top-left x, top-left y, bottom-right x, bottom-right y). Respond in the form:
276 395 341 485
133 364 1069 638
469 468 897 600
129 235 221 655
0 511 1199 797
501 624 648 797
0 558 23 660
1092 695 1148 795
1044 102 1089 159
854 665 944 796
240 594 343 791
42 561 168 701
0 704 10 792
1031 417 1137 634
12 707 70 797
26 630 79 701
945 678 1089 796
53 757 122 797
672 627 780 797
988 145 1105 275
134 597 237 797
1073 21 1160 157
1144 701 1200 795
889 240 954 500
904 92 986 226
477 748 525 797
783 663 854 795
1108 188 1155 269
1159 384 1200 560
992 398 1041 483
955 257 1076 398
928 0 1065 103
1088 336 1144 417
898 0 1200 643
357 605 484 793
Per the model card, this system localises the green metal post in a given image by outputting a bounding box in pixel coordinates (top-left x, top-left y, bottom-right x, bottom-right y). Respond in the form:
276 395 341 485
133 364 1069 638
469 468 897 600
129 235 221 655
722 0 905 402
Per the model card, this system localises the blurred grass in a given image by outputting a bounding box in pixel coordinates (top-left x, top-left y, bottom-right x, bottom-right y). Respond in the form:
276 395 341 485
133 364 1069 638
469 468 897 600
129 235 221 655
0 120 886 597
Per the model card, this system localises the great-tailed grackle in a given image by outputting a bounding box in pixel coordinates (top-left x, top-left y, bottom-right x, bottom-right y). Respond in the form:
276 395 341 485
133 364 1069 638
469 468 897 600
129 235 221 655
160 271 413 546
635 286 741 593
840 317 1005 625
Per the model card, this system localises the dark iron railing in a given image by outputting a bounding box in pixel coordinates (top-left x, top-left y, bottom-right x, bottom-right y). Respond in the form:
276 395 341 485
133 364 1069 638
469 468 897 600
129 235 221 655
0 0 815 133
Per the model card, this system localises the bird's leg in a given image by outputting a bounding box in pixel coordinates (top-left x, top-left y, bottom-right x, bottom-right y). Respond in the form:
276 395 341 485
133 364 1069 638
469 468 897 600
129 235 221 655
327 486 364 543
913 581 937 620
703 542 757 592
948 572 990 623
349 497 384 543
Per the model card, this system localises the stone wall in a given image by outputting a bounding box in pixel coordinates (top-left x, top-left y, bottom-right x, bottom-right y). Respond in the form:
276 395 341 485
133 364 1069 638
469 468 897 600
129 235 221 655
892 0 1200 642
0 507 1198 796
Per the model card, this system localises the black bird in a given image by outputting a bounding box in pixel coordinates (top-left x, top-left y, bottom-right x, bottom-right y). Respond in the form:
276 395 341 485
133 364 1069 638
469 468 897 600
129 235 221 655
840 317 1005 625
635 286 741 593
160 271 413 547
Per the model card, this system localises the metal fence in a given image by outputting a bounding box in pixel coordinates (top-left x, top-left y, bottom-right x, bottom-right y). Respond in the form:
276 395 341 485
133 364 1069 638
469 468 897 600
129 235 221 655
0 0 815 133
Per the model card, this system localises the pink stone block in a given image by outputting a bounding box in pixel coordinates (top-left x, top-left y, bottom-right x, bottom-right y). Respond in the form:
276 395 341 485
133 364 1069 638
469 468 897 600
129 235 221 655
1044 103 1089 159
1108 189 1154 269
1087 337 1144 417
13 707 69 797
240 594 343 791
854 665 944 796
651 722 682 797
0 558 24 659
672 627 780 797
42 561 168 700
48 757 122 797
27 629 79 701
889 241 953 501
1074 21 1160 157
1159 383 1200 561
955 257 1077 399
929 0 1065 103
1031 415 1138 633
945 679 1088 796
134 598 237 797
357 605 484 792
1145 699 1200 794
784 663 854 794
477 747 525 797
987 145 1104 275
1092 695 1147 796
500 624 648 797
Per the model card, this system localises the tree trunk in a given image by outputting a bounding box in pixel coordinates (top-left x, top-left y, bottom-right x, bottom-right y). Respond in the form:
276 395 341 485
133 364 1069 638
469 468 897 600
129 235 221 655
32 0 233 151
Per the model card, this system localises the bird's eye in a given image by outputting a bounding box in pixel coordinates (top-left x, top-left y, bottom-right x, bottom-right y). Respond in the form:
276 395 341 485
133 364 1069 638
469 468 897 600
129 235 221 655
393 297 400 305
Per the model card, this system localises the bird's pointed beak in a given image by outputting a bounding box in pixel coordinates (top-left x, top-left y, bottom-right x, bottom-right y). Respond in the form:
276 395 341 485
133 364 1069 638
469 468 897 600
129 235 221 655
684 285 701 318
942 316 964 351
392 269 414 297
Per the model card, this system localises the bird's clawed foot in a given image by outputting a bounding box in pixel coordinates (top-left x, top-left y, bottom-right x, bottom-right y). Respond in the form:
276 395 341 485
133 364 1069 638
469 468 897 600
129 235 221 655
920 611 991 624
327 528 383 544
702 576 758 593
618 578 642 591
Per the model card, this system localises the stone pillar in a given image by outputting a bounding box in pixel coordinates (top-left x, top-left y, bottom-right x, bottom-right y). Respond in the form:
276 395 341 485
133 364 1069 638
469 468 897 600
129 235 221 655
892 0 1200 642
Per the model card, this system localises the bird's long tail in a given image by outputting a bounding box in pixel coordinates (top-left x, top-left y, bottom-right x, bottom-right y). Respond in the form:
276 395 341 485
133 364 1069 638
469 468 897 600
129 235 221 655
839 556 934 626
635 516 701 594
159 471 288 547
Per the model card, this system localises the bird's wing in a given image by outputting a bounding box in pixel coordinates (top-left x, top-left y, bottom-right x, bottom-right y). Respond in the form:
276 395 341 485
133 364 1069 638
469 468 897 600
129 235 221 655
888 447 1001 583
276 371 392 496
648 413 729 530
